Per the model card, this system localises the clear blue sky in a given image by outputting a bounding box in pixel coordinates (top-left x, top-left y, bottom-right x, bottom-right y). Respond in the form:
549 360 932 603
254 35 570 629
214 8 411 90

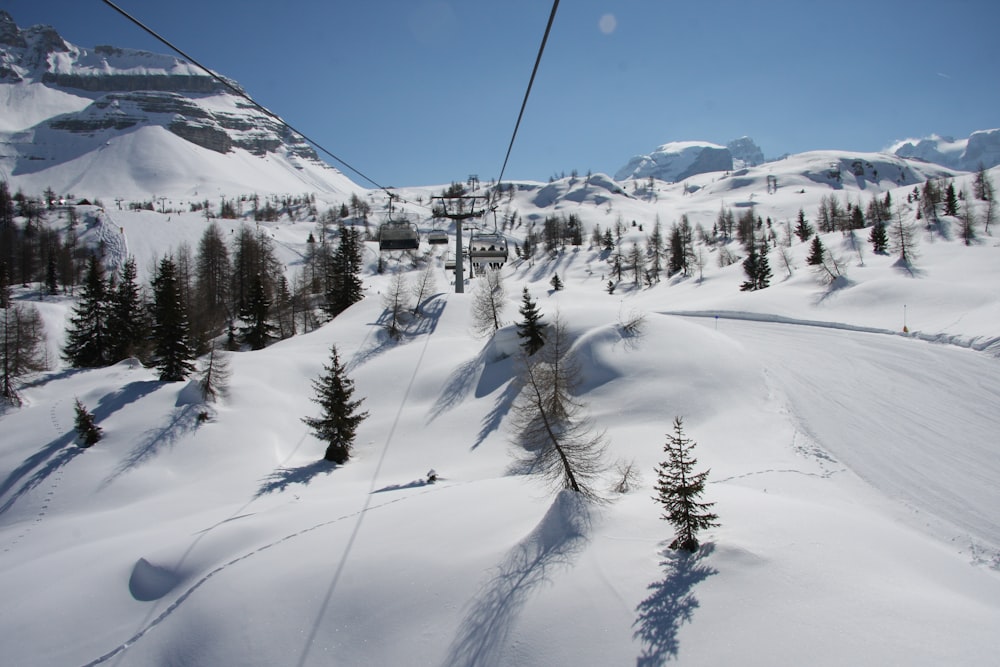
7 1 1000 187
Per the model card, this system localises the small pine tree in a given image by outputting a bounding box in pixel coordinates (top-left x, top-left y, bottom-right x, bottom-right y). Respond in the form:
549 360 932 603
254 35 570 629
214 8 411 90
869 220 889 254
106 257 147 362
239 272 276 350
516 287 546 356
793 208 813 242
151 256 196 382
806 236 826 266
302 344 368 464
739 238 772 292
73 398 102 447
653 417 718 552
943 182 958 217
63 255 110 368
550 273 563 291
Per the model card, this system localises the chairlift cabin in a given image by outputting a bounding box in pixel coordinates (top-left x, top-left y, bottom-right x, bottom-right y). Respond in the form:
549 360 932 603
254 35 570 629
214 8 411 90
469 232 508 273
427 229 449 245
378 221 419 251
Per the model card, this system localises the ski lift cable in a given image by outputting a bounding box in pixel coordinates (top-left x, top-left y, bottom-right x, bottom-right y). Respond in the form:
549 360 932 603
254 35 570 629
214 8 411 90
101 0 423 207
490 0 560 209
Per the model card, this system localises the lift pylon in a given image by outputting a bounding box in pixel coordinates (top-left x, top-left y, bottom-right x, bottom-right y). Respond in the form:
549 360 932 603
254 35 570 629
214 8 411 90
431 195 487 294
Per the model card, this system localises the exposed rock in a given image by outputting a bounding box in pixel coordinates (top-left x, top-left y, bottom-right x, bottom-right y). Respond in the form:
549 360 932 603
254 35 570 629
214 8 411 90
615 141 733 182
890 129 1000 171
728 137 765 168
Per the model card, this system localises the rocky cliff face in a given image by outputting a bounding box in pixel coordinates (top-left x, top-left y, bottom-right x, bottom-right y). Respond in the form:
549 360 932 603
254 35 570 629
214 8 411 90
0 10 321 162
615 141 734 182
890 129 1000 172
727 136 765 168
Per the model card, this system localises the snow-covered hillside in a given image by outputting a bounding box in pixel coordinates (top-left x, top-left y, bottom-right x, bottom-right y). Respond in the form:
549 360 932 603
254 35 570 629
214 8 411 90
890 128 1000 172
0 11 361 201
3 157 1000 666
3 10 1000 667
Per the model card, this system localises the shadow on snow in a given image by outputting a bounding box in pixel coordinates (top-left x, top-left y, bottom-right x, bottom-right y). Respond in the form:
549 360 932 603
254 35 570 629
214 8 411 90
254 459 337 498
443 491 591 667
633 543 718 666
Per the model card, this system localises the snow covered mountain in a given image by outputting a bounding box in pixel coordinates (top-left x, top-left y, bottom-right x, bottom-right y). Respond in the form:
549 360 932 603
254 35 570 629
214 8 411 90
615 140 735 182
4 158 1000 666
0 11 361 200
889 128 1000 172
3 10 1000 667
726 136 765 168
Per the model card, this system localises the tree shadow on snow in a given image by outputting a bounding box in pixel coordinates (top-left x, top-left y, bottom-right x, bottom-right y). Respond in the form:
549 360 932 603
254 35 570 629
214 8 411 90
92 380 161 423
472 376 521 450
254 459 337 498
101 403 202 487
633 543 718 666
0 433 81 516
428 344 491 423
443 491 591 667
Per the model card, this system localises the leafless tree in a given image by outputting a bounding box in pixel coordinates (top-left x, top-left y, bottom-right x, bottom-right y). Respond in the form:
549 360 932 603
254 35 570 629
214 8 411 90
382 270 410 339
471 268 507 338
411 264 437 316
509 315 608 502
198 348 232 403
2 303 47 406
890 210 919 268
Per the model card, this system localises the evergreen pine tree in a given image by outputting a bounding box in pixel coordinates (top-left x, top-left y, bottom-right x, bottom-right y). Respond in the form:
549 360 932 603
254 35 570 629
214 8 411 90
45 255 59 296
325 225 364 317
106 257 147 362
550 273 563 291
739 237 772 292
516 287 546 356
653 417 719 552
63 255 110 367
151 256 196 381
239 272 276 350
0 260 11 309
73 398 102 447
944 183 958 216
806 236 826 266
869 221 889 254
793 208 813 242
302 344 368 464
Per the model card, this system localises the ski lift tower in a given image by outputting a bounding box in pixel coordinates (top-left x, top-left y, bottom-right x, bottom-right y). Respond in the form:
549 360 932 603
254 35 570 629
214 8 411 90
431 194 486 294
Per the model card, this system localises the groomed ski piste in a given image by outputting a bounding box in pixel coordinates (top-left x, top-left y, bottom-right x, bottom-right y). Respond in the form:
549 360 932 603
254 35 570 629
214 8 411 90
3 159 1000 666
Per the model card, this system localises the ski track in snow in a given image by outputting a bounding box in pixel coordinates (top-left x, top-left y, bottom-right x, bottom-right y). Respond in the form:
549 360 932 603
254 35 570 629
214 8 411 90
80 304 443 667
677 312 1000 562
96 209 129 276
666 309 1000 356
78 481 462 667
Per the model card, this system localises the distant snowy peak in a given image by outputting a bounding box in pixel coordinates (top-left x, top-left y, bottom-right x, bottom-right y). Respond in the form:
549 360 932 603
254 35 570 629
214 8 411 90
615 140 734 182
727 136 765 168
0 10 230 93
0 11 363 198
889 129 1000 171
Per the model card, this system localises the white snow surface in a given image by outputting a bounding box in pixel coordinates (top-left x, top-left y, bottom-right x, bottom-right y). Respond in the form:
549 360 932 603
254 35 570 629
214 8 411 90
2 161 1000 666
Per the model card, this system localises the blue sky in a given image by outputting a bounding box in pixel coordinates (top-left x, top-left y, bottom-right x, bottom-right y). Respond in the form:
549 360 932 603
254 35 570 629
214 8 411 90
7 1 1000 187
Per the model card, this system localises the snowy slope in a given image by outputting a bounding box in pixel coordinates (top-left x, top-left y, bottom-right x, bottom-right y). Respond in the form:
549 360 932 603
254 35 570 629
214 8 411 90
3 161 1000 665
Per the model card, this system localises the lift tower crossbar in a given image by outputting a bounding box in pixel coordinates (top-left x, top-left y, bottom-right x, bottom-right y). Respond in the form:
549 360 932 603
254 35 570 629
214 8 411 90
431 195 487 293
